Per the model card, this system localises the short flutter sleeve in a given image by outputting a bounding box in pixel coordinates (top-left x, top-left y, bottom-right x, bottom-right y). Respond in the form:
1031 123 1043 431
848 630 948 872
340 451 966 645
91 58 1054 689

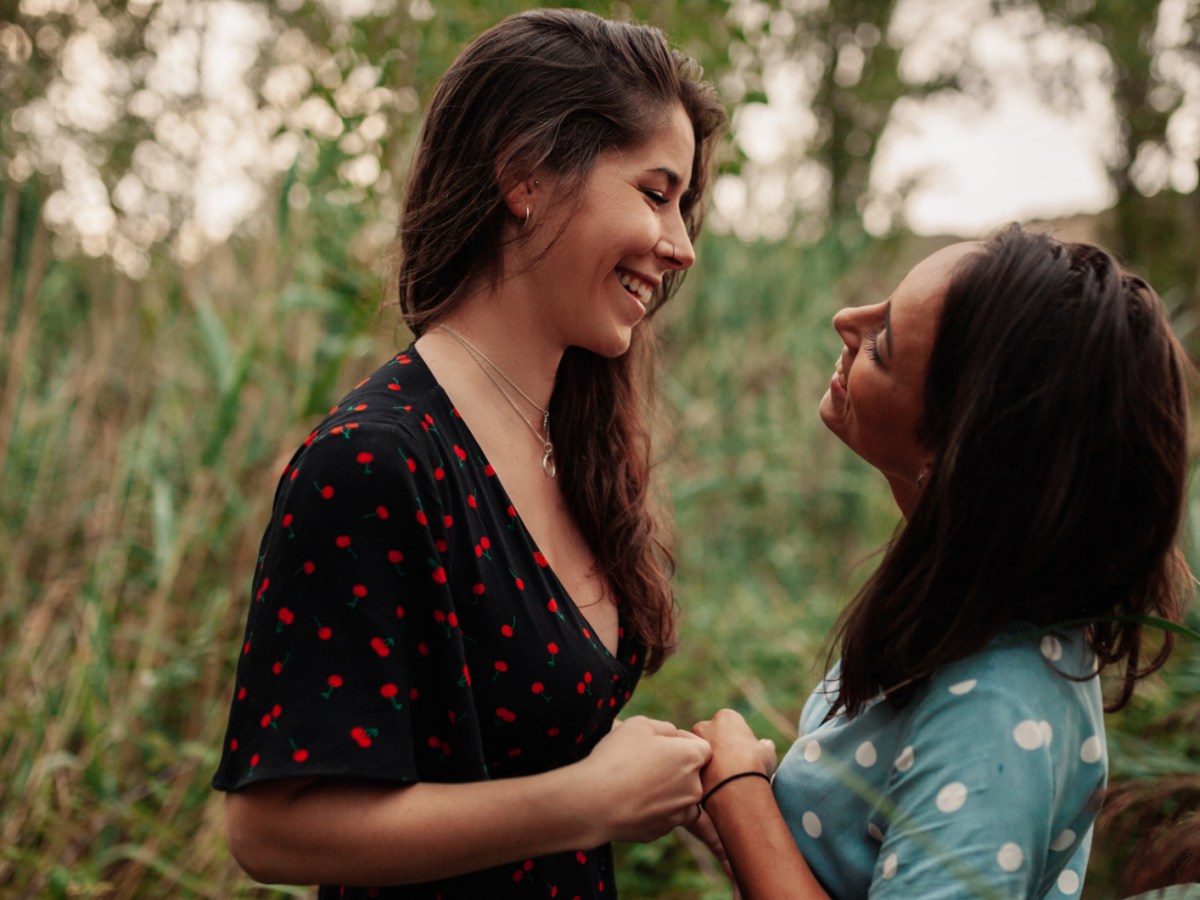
213 415 453 789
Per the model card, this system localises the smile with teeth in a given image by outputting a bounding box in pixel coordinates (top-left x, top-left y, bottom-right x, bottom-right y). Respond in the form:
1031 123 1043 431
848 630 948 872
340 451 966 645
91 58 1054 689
617 269 654 305
835 355 847 387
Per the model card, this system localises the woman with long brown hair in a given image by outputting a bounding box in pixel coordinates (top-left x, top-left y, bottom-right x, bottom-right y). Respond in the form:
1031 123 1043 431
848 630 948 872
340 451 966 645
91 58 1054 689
212 9 727 898
694 225 1193 898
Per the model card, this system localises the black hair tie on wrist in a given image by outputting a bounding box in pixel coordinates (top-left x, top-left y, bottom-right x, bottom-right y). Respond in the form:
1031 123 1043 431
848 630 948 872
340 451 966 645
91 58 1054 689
700 770 771 809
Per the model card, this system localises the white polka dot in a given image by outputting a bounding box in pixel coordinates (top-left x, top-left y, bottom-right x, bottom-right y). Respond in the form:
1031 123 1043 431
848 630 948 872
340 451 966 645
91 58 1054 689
881 852 898 880
1080 735 1103 764
803 740 822 762
936 782 968 813
1013 720 1043 750
894 745 915 772
855 741 878 767
1050 829 1076 852
948 679 977 695
997 842 1024 872
1039 721 1054 746
867 822 884 842
1057 869 1080 894
1041 635 1063 661
802 811 822 838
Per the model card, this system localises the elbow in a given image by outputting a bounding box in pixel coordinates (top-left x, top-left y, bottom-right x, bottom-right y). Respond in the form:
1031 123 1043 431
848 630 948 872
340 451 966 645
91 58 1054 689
223 791 294 885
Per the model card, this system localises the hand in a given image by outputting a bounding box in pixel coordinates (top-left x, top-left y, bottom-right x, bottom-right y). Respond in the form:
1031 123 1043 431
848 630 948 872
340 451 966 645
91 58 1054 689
693 710 775 794
579 716 711 843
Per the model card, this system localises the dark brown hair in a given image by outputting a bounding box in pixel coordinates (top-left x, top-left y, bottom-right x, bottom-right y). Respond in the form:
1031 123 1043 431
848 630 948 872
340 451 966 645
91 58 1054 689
830 224 1193 716
395 9 727 672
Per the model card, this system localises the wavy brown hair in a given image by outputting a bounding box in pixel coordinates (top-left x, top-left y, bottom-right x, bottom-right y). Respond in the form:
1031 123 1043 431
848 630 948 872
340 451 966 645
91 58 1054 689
393 9 727 673
830 224 1193 717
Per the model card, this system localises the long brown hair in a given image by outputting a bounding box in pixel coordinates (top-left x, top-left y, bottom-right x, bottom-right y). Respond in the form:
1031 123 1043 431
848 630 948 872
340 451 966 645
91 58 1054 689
830 225 1193 716
394 9 727 672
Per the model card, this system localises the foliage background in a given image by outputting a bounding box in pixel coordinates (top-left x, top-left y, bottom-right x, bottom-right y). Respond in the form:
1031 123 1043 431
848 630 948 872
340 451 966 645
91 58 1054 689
1 0 1199 897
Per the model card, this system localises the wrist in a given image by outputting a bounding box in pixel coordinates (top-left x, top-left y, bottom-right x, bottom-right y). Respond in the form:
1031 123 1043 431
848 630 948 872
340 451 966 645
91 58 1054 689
700 771 771 810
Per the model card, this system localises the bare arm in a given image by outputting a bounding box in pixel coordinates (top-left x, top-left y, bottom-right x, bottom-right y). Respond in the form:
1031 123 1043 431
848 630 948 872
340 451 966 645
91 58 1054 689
694 710 830 900
225 716 710 886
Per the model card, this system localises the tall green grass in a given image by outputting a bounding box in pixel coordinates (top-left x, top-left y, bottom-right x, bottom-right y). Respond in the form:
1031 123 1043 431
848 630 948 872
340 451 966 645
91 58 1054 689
1 167 1197 899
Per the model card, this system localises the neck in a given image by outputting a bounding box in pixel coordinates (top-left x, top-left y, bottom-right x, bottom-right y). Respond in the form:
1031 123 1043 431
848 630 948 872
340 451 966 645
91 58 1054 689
423 295 561 412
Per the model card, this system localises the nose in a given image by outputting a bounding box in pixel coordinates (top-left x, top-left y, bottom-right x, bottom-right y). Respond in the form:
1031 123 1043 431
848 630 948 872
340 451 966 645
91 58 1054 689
833 303 880 349
657 227 695 271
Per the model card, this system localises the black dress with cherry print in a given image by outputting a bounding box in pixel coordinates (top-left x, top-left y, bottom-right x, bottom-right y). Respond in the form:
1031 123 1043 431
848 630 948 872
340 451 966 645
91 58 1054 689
213 346 644 899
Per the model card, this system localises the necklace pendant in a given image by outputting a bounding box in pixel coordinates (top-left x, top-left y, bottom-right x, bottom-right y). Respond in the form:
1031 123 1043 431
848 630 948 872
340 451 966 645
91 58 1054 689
542 443 556 478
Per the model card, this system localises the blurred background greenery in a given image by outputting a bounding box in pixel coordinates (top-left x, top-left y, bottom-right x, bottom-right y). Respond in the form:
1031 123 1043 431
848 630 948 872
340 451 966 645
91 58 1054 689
1 0 1198 897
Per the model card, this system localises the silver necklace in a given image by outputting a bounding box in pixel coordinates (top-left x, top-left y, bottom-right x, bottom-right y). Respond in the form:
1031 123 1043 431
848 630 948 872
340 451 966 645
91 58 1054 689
437 324 556 478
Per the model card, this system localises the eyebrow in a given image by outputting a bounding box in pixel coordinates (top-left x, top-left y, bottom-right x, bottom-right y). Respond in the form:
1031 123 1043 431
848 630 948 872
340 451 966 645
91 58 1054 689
645 166 683 187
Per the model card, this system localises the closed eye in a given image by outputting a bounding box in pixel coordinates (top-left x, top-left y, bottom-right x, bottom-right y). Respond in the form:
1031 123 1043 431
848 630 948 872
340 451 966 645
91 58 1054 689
641 188 668 206
864 329 883 363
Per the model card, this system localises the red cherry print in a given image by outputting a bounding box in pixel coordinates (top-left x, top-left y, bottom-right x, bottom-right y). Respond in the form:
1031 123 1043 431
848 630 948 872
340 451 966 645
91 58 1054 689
583 672 592 684
494 660 508 675
319 484 335 499
443 514 453 528
524 859 534 872
261 713 272 727
357 452 374 474
230 738 239 751
467 494 477 508
472 582 485 596
415 509 428 525
353 403 367 411
302 560 316 575
480 536 490 549
409 687 419 700
501 623 514 637
374 505 389 520
331 425 343 436
484 463 496 477
514 577 525 590
406 456 417 473
293 748 309 762
276 607 294 631
321 675 343 699
250 754 260 769
531 682 544 694
512 871 524 884
396 353 411 364
387 549 404 564
496 708 516 723
395 605 405 619
272 704 282 718
317 625 332 640
434 610 446 624
506 504 516 518
353 379 369 391
582 628 591 639
335 535 357 559
533 551 548 567
282 514 293 526
370 637 392 657
431 566 447 584
381 684 398 698
551 887 557 898
417 642 430 656
289 468 299 481
460 664 471 687
242 640 251 655
547 642 559 665
576 683 586 694
453 445 467 464
388 380 401 391
434 466 445 480
237 687 246 700
350 584 368 607
350 727 373 748
547 598 559 614
435 539 448 552
427 735 441 749
547 727 560 737
576 851 587 865
255 577 270 602
304 430 317 446
272 660 284 675
448 612 458 628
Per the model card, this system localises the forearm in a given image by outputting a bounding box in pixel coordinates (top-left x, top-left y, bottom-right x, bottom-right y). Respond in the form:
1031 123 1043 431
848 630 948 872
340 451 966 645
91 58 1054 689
703 777 830 900
225 767 605 886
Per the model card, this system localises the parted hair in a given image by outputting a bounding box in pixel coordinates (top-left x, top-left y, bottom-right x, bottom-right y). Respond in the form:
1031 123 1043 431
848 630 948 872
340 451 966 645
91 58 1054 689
831 224 1193 717
394 9 727 672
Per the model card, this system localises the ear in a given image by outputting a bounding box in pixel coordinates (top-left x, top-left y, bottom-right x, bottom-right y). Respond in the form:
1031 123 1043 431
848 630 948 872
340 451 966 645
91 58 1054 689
501 171 543 220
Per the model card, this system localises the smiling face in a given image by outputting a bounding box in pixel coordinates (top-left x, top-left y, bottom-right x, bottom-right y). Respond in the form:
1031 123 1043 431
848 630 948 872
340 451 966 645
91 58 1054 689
524 103 697 358
820 242 980 504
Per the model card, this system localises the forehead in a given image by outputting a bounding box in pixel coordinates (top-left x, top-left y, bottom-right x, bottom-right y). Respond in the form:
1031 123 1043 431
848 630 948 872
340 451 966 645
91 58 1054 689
600 103 696 183
890 243 980 328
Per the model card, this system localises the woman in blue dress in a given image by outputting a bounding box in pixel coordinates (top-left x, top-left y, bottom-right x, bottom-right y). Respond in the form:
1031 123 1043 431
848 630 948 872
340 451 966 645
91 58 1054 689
695 226 1192 898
